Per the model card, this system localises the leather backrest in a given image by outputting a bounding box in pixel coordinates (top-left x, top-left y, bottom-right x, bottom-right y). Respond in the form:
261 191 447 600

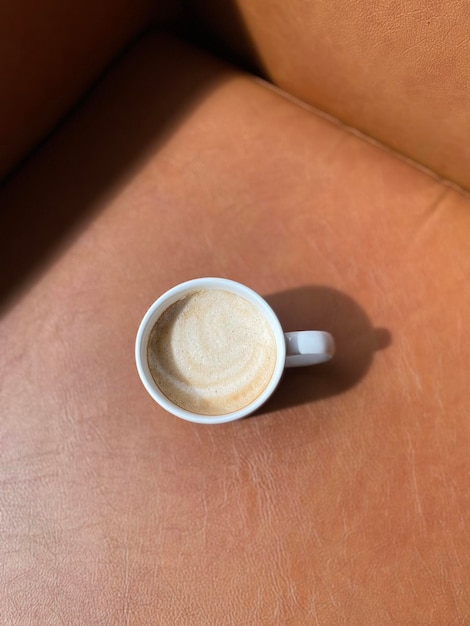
189 0 470 191
0 0 178 181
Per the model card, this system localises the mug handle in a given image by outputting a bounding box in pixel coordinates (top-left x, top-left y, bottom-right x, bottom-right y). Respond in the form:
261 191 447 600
284 331 335 367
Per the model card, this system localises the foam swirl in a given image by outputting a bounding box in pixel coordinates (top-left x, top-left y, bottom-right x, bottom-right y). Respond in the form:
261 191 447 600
147 289 277 415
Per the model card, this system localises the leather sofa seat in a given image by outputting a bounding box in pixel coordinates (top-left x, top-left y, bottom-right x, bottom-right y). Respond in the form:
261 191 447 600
1 23 469 626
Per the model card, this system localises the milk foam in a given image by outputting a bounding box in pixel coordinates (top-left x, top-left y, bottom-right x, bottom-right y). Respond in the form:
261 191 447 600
147 289 277 415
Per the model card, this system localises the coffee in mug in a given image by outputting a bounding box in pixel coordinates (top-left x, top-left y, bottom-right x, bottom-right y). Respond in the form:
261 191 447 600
147 289 277 416
135 278 335 424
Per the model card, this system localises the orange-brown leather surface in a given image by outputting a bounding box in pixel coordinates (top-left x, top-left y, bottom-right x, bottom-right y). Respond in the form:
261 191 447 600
188 0 470 191
0 0 177 180
1 34 470 624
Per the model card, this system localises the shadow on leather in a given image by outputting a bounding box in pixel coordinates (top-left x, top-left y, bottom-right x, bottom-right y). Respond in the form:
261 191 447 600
0 33 226 315
258 285 391 413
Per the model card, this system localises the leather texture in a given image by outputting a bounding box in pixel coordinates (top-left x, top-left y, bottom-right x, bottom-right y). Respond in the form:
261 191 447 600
1 33 469 624
188 0 470 191
0 0 177 180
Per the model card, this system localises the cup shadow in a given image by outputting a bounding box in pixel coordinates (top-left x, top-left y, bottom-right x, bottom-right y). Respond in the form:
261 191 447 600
257 285 391 414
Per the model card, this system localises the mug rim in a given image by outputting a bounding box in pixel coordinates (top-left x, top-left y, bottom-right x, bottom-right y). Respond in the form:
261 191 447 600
135 277 286 424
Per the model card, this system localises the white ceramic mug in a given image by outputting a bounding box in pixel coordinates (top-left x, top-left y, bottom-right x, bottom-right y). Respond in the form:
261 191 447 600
135 277 335 424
